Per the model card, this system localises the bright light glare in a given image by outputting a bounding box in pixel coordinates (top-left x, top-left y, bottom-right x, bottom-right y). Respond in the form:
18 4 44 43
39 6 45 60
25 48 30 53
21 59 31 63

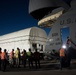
49 39 53 42
62 45 66 49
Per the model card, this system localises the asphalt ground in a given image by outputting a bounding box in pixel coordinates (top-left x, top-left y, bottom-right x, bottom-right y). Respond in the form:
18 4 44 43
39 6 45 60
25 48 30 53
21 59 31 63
0 59 76 75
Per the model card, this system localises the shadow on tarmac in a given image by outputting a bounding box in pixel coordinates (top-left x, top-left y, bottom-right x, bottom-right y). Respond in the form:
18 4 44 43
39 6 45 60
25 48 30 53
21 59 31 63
0 59 76 72
4 62 76 72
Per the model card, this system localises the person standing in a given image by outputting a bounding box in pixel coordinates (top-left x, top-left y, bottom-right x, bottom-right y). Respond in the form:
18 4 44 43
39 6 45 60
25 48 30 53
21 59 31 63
27 48 33 68
22 49 27 68
66 36 73 69
0 47 2 70
15 48 20 68
9 49 14 67
1 49 7 72
59 47 65 70
34 49 40 69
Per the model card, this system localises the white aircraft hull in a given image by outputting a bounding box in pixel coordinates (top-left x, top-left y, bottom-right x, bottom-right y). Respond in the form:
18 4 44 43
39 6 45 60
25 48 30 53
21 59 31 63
45 0 76 52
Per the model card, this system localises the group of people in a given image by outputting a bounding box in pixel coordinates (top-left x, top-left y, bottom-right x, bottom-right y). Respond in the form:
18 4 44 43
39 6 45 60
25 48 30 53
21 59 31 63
59 36 76 70
0 47 41 72
0 36 76 72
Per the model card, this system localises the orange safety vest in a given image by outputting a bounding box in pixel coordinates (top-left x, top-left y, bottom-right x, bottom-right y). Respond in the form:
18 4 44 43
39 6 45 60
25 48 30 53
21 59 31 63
1 52 5 60
60 48 65 57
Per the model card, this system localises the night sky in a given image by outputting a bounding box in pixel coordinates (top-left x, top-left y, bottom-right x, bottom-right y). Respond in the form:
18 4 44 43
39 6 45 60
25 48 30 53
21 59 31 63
0 0 71 36
0 0 40 35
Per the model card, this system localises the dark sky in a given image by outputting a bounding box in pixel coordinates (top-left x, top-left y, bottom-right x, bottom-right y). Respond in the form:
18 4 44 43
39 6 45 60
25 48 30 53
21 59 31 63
0 0 71 36
0 0 44 35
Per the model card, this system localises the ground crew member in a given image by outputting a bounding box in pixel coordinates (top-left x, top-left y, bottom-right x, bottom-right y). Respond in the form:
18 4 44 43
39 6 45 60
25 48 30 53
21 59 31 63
1 49 7 72
22 49 27 68
59 47 65 70
0 47 2 70
15 48 20 68
9 49 14 67
34 49 40 69
27 48 33 68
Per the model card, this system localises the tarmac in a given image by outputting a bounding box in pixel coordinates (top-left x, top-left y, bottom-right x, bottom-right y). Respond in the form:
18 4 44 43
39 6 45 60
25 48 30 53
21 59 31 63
0 59 76 75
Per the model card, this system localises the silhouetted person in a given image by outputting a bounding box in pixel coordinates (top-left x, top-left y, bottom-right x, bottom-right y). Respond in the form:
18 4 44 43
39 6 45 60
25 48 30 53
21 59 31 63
1 49 7 72
34 49 40 69
66 37 73 69
22 49 27 68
